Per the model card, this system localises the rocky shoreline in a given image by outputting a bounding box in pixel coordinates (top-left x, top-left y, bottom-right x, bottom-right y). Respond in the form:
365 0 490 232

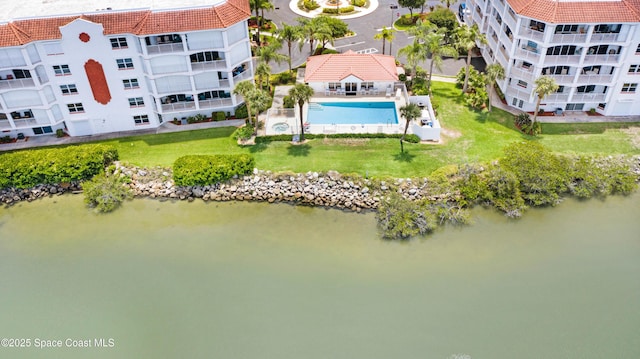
2 157 640 209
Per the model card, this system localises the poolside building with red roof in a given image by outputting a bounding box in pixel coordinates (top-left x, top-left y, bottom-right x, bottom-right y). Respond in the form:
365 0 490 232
462 0 640 116
0 0 252 137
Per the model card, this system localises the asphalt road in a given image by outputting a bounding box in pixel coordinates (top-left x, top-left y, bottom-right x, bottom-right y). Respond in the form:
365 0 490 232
262 0 485 76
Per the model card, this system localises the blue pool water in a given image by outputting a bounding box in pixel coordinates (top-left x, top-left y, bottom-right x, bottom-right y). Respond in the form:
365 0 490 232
307 102 398 125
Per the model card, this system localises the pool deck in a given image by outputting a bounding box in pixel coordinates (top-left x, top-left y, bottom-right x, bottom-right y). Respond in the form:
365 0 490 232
265 91 409 136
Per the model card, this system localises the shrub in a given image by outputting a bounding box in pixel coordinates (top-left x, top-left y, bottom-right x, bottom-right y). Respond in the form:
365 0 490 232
283 95 295 108
83 172 132 213
303 0 320 10
186 116 196 124
214 111 226 121
351 0 366 6
232 125 255 141
56 129 65 138
321 48 340 54
514 113 541 135
377 193 437 239
0 136 11 144
194 113 207 122
0 144 118 189
322 5 354 14
234 103 248 119
426 8 458 34
398 73 407 82
173 154 255 186
276 71 294 85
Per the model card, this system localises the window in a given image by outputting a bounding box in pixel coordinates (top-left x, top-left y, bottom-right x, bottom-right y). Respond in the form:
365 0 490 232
577 85 595 93
598 103 606 110
67 103 84 113
328 82 341 90
123 79 139 89
517 80 527 88
565 103 585 111
360 82 373 89
621 83 638 93
594 24 621 34
110 37 128 49
13 69 31 79
190 51 220 63
60 84 78 95
546 45 579 56
53 65 70 76
637 44 640 54
116 58 134 69
529 20 546 32
629 65 640 74
512 97 518 106
555 25 578 34
128 97 145 107
556 86 565 93
133 115 149 125
33 126 53 135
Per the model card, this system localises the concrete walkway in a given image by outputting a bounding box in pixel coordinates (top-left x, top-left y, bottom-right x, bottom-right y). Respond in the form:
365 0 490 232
0 120 244 152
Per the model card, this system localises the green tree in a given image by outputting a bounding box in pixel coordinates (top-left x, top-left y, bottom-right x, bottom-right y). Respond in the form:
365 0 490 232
288 83 314 142
374 27 396 56
399 103 421 153
249 88 272 134
424 29 458 95
398 0 425 20
256 41 286 68
455 24 488 93
255 61 271 91
276 23 303 74
233 80 257 128
83 172 132 213
485 63 505 112
251 0 273 28
398 39 427 80
426 7 459 36
533 76 559 125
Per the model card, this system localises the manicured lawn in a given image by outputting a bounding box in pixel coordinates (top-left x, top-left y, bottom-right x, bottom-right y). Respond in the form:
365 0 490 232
67 82 640 177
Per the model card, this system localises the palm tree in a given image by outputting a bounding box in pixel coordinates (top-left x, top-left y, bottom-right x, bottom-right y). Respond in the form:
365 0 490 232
298 17 331 56
255 61 271 91
249 88 272 135
288 83 314 142
374 27 396 55
399 103 421 153
256 41 286 68
485 63 505 112
276 24 303 74
398 39 427 79
455 24 488 93
251 0 273 28
233 80 257 128
533 76 559 125
424 29 458 96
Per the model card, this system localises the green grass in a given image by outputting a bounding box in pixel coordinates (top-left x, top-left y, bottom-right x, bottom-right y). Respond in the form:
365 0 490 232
14 82 640 178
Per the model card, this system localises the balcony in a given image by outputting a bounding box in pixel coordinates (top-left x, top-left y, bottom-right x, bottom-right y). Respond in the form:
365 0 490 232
493 0 506 14
506 85 532 101
590 32 627 43
571 93 607 102
575 73 613 84
519 25 545 42
515 47 541 62
504 9 517 31
545 93 570 102
510 67 536 82
0 77 35 90
146 34 185 55
550 74 576 84
232 65 251 82
583 54 620 65
198 97 235 110
544 54 581 65
160 94 195 112
191 60 227 71
551 32 588 43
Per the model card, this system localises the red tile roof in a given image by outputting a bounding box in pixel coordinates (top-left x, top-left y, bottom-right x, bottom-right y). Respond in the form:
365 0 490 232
507 0 640 23
304 51 398 83
0 0 250 47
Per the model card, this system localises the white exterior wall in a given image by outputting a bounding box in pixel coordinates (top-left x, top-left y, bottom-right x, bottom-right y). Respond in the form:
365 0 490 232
0 10 252 137
464 0 640 116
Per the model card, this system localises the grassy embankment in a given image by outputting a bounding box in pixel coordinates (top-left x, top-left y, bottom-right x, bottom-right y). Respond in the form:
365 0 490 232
81 82 640 177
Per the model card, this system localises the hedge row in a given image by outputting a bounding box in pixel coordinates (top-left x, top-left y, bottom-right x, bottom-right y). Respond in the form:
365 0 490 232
255 133 421 143
173 154 255 186
322 6 354 14
0 144 118 189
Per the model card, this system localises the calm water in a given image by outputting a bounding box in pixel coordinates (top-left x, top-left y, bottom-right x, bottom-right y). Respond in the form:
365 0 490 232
307 102 398 125
0 193 639 358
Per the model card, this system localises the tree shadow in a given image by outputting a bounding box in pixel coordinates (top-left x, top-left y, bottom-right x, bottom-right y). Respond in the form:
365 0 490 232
393 150 416 163
245 142 269 153
286 143 311 157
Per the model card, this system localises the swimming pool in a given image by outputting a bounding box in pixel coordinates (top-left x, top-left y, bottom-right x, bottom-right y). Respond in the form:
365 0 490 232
307 102 398 125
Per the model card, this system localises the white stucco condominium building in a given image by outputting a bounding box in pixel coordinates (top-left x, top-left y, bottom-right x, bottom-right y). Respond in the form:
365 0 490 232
0 0 253 137
464 0 640 116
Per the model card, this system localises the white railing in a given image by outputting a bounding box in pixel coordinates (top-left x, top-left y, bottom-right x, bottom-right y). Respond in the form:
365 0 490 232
147 43 184 54
504 10 517 32
0 78 35 90
549 74 576 84
151 64 189 75
496 46 509 65
544 54 581 65
307 123 401 136
198 97 234 109
518 26 545 42
575 73 613 84
551 33 588 43
493 0 506 15
0 120 12 129
509 67 536 82
191 60 227 71
545 93 570 102
472 10 483 26
487 34 499 51
233 71 252 82
506 85 532 101
571 93 607 102
583 54 620 64
498 31 514 48
515 47 541 62
590 32 626 43
161 101 196 112
218 79 230 88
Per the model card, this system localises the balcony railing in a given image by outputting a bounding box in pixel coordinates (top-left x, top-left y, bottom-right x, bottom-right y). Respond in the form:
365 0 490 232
233 70 252 82
151 64 189 75
12 118 40 128
544 54 581 65
590 32 627 43
191 60 227 71
583 54 620 64
545 93 570 102
571 93 607 102
506 85 533 101
504 11 517 31
548 74 575 84
551 33 588 43
0 120 11 129
495 47 509 67
161 101 196 112
0 78 35 90
510 67 536 82
493 0 506 14
518 26 545 42
198 97 234 110
515 47 541 62
499 31 514 48
147 43 185 55
575 73 614 84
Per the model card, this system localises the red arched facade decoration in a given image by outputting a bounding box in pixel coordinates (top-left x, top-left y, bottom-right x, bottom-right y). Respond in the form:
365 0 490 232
79 32 90 42
84 59 111 105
